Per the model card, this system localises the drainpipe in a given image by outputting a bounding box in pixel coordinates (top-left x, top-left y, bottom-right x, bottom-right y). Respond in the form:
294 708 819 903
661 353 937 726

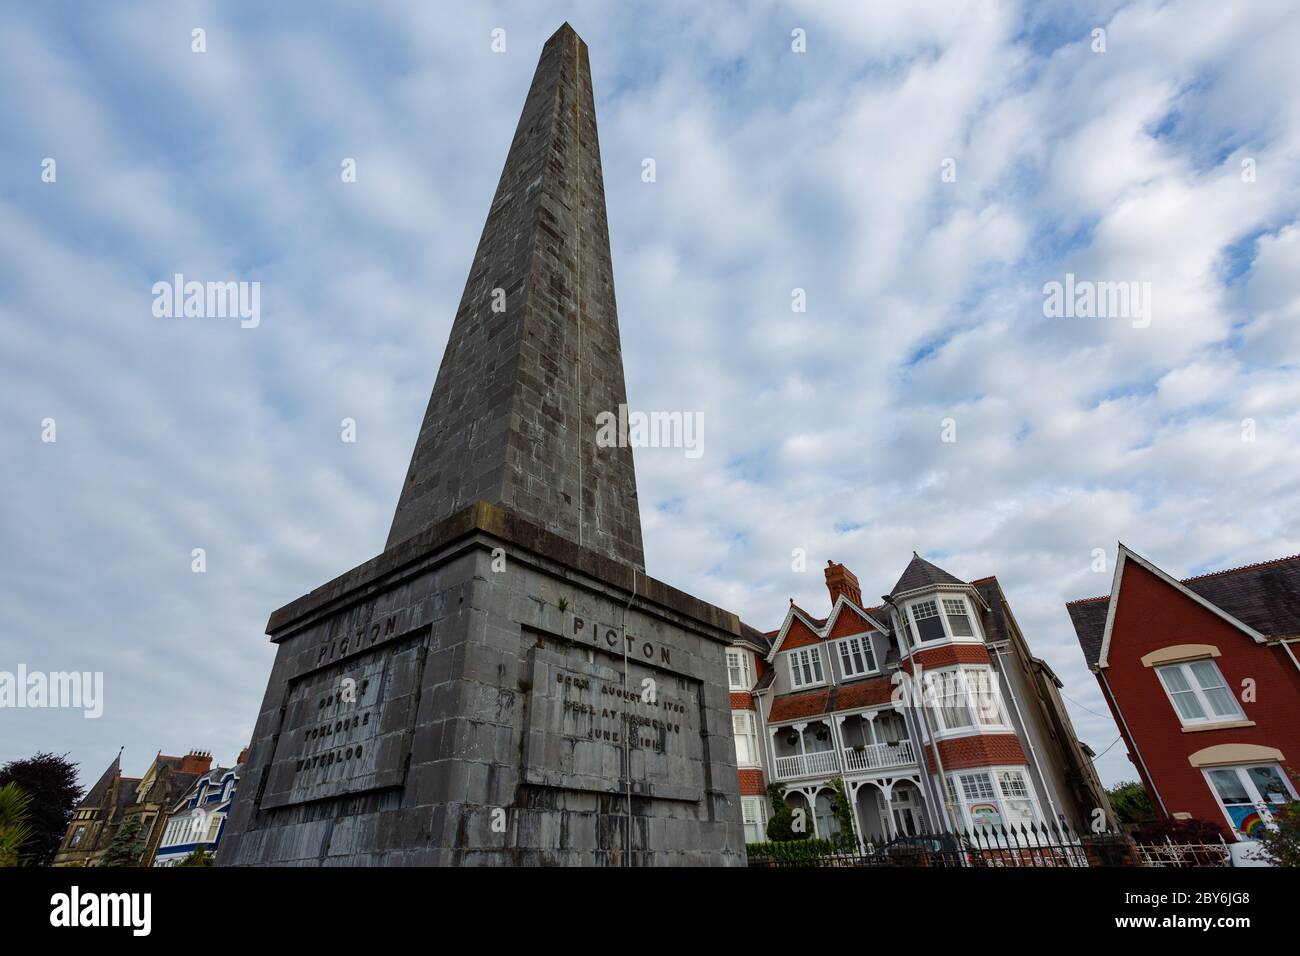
1098 668 1168 818
991 644 1061 827
908 676 956 832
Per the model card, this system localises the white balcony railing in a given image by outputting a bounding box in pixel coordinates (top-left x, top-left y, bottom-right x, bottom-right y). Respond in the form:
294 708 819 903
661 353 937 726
773 749 840 780
841 739 916 772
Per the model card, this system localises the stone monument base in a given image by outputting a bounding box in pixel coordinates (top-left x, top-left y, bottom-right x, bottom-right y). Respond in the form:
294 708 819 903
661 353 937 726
218 501 746 866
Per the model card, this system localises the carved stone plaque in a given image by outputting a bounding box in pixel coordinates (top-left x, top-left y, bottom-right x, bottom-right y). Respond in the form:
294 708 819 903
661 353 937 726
259 627 430 809
522 638 703 802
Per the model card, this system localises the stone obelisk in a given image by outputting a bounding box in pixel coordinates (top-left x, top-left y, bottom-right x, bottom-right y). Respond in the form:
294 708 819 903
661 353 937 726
218 23 744 866
388 21 644 569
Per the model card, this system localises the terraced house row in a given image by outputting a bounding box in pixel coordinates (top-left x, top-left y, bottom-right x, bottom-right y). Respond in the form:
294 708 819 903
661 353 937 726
728 556 1111 845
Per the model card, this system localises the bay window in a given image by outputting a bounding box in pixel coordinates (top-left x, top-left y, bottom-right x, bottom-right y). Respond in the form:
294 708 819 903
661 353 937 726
726 649 752 691
908 595 979 644
946 766 1042 830
741 795 767 844
732 711 759 767
925 666 1009 734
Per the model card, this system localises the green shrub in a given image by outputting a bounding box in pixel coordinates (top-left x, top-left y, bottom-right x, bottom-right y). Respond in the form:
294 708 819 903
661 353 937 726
746 838 836 863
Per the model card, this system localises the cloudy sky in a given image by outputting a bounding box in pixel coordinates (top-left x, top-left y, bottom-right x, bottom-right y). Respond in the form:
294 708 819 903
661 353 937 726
3 0 1299 793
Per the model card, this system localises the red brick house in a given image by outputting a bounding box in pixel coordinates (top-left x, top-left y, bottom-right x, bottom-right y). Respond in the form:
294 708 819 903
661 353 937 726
726 556 1110 845
1067 545 1300 841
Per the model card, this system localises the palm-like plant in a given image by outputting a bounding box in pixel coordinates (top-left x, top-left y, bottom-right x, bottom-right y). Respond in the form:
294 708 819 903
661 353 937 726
0 782 34 867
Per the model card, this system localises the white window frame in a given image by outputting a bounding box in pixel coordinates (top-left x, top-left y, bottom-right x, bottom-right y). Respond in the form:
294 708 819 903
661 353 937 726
726 649 753 691
787 646 826 689
835 634 877 679
924 665 1011 737
907 594 981 646
945 765 1043 831
1202 762 1298 838
741 795 767 844
1154 659 1244 726
732 711 760 767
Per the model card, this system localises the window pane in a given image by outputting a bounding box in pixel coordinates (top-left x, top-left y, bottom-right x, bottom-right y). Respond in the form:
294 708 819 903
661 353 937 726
727 651 743 689
966 670 1005 725
1207 768 1250 805
960 773 995 800
1189 661 1239 717
1247 765 1290 805
1188 659 1225 690
1158 666 1206 720
937 672 973 729
943 598 975 637
1202 686 1239 718
838 638 869 677
998 770 1029 798
912 601 946 642
810 650 823 682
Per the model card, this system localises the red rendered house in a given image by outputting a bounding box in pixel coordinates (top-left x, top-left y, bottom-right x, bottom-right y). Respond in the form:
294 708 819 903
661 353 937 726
1068 545 1300 840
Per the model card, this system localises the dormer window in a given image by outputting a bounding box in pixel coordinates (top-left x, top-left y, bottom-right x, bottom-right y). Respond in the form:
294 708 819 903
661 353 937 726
788 647 825 689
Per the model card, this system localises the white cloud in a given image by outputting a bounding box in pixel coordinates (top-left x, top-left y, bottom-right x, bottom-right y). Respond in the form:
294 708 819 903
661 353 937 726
3 0 1300 793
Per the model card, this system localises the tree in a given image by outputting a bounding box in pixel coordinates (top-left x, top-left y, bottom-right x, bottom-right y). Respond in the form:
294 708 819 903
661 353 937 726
1253 771 1300 867
177 847 215 867
98 816 147 867
0 783 35 866
764 783 808 842
0 752 83 866
1106 780 1156 826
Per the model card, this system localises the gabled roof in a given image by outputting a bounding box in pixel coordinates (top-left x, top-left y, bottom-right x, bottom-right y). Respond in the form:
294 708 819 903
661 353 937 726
889 552 965 598
78 753 121 809
765 594 888 660
1067 545 1296 669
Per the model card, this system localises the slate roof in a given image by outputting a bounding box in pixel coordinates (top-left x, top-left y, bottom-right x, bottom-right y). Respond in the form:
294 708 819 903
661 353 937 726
736 622 773 654
78 754 120 809
889 552 965 598
1066 598 1110 669
1068 552 1300 668
971 577 1007 643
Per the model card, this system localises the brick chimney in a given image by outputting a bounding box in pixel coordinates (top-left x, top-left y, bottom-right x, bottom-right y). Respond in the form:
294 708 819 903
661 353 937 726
179 750 213 775
236 747 250 766
825 560 863 608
